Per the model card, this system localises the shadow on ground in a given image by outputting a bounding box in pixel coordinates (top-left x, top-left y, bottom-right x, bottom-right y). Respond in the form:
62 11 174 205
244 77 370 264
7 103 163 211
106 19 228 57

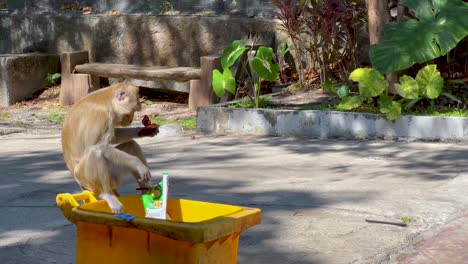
0 135 466 263
199 136 467 182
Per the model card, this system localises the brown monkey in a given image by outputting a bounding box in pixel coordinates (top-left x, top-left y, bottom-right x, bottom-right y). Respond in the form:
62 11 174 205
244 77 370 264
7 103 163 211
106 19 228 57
61 82 158 214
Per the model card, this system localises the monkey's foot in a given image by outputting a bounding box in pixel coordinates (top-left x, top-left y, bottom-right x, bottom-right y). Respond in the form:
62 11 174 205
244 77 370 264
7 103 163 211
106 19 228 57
101 193 123 214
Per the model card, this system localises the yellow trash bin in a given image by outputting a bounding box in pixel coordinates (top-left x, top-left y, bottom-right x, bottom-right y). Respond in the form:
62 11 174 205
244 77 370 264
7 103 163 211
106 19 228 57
56 191 261 264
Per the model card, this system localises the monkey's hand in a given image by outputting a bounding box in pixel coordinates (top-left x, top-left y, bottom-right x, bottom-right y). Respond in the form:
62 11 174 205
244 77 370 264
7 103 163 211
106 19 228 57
138 115 160 137
138 126 159 137
137 165 152 182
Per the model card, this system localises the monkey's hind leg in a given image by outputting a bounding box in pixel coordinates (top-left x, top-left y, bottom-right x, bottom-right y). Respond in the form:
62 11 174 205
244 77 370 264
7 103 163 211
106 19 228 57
75 146 123 214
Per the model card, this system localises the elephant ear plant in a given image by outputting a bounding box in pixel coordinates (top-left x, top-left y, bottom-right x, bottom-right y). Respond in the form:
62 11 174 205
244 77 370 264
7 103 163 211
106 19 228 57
325 64 453 121
212 39 280 108
370 0 468 73
394 64 461 110
212 40 249 99
250 46 280 108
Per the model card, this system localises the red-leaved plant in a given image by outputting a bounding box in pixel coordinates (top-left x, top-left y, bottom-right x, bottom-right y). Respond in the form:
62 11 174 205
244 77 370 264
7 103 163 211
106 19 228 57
272 0 366 87
272 0 305 87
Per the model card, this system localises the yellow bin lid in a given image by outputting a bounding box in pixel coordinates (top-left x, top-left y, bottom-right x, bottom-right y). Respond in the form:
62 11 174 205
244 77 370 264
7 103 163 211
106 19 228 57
56 191 261 243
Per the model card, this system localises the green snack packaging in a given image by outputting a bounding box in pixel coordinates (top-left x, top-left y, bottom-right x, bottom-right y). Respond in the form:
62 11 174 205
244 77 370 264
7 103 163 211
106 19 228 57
141 172 168 219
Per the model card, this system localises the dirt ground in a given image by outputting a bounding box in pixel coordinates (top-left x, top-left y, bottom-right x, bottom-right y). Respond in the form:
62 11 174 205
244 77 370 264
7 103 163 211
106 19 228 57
269 87 335 107
0 84 333 135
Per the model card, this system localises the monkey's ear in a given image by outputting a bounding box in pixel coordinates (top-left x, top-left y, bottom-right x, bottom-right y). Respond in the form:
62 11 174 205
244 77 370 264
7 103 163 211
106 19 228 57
115 87 129 101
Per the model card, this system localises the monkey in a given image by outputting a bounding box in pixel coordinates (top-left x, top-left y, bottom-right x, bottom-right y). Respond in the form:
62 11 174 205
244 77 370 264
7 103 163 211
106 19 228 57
61 82 158 214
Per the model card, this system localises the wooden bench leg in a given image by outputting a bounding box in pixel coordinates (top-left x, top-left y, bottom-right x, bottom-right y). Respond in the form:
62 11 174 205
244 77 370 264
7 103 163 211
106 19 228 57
188 56 221 111
189 79 202 111
68 74 100 104
60 51 100 106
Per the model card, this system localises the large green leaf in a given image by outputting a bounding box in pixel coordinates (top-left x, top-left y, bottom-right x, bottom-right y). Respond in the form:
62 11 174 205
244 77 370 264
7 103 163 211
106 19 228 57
221 39 249 69
379 101 402 121
402 0 466 21
212 70 224 97
415 64 444 99
212 68 236 98
337 96 363 110
349 68 388 98
223 68 236 95
251 47 279 81
396 75 420 99
336 85 350 99
370 0 468 73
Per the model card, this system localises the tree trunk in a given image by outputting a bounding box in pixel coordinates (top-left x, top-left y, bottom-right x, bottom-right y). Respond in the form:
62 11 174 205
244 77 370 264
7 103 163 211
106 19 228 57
367 0 388 45
366 0 397 93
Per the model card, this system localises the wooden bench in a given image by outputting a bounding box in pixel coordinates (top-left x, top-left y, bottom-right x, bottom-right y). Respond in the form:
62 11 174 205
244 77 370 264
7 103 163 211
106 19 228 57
59 51 220 110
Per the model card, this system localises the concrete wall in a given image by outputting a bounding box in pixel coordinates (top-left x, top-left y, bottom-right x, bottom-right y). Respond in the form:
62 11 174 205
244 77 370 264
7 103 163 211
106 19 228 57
197 106 468 141
0 14 284 67
4 0 276 17
0 53 60 106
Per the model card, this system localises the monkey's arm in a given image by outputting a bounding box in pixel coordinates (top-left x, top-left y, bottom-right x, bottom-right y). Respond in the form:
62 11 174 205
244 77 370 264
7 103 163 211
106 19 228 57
112 127 158 144
112 127 141 144
102 145 151 181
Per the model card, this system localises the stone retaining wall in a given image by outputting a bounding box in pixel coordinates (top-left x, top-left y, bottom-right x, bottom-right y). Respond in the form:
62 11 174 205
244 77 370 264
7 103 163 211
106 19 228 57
0 14 284 67
0 53 60 106
3 0 276 18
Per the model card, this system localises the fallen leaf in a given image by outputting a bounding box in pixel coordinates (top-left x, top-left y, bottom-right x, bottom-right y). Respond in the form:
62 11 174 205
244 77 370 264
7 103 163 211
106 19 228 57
106 10 120 16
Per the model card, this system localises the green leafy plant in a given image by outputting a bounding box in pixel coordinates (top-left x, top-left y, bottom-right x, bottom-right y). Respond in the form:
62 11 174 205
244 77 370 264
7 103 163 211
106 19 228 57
14 121 28 127
212 68 236 98
46 111 65 125
46 73 61 86
303 101 468 117
228 96 273 109
212 39 280 108
379 101 402 121
370 0 468 73
148 116 196 130
0 112 10 121
251 46 280 107
326 64 454 121
395 65 446 110
212 39 248 98
403 107 468 117
336 96 363 111
177 118 196 130
221 39 250 69
160 1 173 14
349 68 388 98
334 67 396 119
400 216 416 224
276 42 291 83
251 47 280 81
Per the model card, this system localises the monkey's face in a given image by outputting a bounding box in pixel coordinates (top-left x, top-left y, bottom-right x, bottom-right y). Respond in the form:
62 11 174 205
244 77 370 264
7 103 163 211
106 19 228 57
113 85 142 126
118 99 140 126
120 112 135 126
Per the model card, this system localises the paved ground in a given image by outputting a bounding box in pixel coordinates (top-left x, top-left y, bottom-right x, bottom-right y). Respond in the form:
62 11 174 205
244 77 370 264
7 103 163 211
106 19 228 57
0 130 467 263
400 211 468 263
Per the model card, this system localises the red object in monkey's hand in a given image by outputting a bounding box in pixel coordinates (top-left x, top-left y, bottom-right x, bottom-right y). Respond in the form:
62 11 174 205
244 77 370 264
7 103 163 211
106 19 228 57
138 115 160 137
